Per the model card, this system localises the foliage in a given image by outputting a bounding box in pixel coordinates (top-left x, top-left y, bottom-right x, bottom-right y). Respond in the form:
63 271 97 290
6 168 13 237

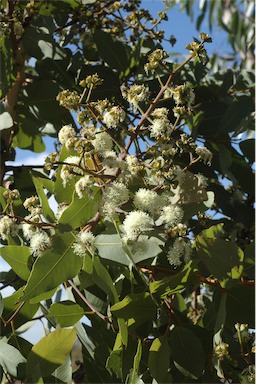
0 0 254 383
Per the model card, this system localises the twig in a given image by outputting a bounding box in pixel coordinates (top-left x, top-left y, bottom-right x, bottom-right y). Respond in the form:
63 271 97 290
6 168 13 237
68 279 111 323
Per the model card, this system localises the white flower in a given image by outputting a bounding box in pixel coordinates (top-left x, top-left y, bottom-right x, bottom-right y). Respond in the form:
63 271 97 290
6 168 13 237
122 211 153 240
126 155 139 176
0 216 17 241
75 175 93 199
103 106 125 128
60 156 84 187
149 118 173 139
133 188 162 215
102 150 121 170
92 131 113 155
29 231 52 257
195 146 212 165
167 237 192 267
103 182 129 218
58 125 76 144
151 108 169 119
73 231 95 256
56 203 69 220
122 84 149 109
159 205 184 227
22 223 36 240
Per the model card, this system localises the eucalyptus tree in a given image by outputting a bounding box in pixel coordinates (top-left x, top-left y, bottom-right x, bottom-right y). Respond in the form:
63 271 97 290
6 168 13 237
0 1 254 383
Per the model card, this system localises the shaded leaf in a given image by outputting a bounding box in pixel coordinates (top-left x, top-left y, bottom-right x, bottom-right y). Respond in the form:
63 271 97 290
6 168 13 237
226 285 255 328
195 236 243 281
94 31 131 76
169 326 205 378
150 261 198 298
111 292 157 321
148 337 170 383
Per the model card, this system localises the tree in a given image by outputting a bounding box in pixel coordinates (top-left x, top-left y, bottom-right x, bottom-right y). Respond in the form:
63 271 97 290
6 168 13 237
0 0 254 383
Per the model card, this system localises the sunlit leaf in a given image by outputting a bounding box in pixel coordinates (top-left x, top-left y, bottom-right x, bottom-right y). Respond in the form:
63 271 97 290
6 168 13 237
21 233 83 302
26 328 76 379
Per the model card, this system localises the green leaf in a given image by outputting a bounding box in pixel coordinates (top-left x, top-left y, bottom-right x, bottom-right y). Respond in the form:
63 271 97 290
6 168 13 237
58 187 101 231
26 328 76 379
47 301 84 327
95 233 130 266
21 233 83 302
52 355 73 384
169 326 205 378
94 31 131 76
0 341 26 378
150 261 198 298
106 348 123 380
148 337 170 383
195 236 243 282
2 288 39 337
22 24 67 60
226 285 255 328
213 291 227 378
199 223 224 238
239 139 255 164
0 36 16 98
0 111 13 130
130 339 142 384
0 246 32 281
32 175 55 222
111 292 157 321
92 255 118 304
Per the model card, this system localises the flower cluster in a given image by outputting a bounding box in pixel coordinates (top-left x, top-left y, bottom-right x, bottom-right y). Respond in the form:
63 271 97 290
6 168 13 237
214 342 229 360
144 48 168 73
0 216 17 241
122 211 153 241
103 106 126 129
149 108 173 139
121 84 149 109
56 90 80 111
73 231 95 257
167 237 192 267
79 74 103 88
195 146 213 165
103 182 129 218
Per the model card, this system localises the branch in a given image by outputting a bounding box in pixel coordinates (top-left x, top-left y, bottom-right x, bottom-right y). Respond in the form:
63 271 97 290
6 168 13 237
68 279 112 323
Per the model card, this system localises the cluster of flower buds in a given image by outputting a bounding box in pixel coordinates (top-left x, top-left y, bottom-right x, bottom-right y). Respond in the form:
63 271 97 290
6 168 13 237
144 48 168 74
